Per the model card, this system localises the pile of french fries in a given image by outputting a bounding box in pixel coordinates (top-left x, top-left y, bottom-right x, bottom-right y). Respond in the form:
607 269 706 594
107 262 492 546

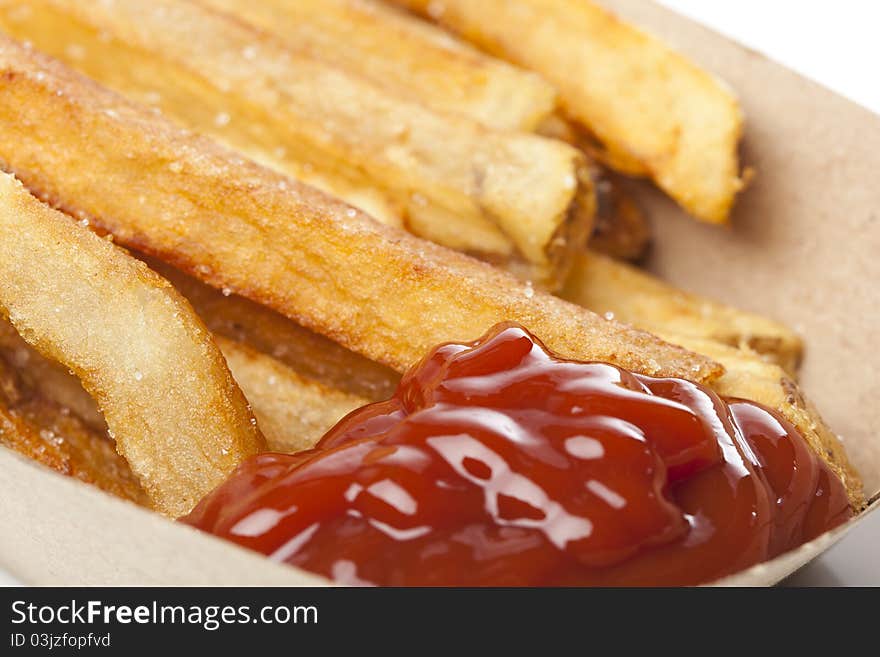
0 0 863 529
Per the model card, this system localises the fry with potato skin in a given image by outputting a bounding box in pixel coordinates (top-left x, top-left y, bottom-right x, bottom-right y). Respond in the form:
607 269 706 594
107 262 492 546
0 0 587 285
0 172 264 517
560 251 803 374
393 0 744 223
0 39 721 384
200 0 556 131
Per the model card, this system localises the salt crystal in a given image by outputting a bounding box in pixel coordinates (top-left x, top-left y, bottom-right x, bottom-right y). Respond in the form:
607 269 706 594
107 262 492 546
214 111 231 127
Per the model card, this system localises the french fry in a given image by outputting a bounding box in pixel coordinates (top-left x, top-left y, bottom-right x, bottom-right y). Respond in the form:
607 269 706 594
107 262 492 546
4 291 371 458
144 257 400 402
0 172 264 517
537 112 650 177
201 0 556 131
218 338 368 454
537 114 651 261
0 0 588 286
0 348 146 505
392 0 744 223
0 39 721 383
560 252 803 374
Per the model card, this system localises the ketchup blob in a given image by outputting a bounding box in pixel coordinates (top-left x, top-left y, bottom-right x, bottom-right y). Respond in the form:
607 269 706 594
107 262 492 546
184 323 851 585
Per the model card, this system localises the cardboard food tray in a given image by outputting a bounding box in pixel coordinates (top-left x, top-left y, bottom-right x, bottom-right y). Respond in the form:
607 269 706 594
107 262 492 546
0 0 878 586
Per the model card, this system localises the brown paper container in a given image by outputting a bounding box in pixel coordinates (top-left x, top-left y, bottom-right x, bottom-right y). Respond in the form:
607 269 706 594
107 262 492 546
0 0 878 585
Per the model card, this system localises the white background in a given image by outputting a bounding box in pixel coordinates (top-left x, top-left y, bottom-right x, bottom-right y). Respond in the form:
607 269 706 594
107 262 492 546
2 1 878 586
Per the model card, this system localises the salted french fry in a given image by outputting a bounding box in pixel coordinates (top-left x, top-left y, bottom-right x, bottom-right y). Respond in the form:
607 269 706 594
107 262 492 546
0 0 588 286
202 0 556 131
0 39 721 383
4 290 371 459
144 257 400 402
537 112 649 178
0 172 265 516
218 338 368 454
0 348 146 504
560 252 803 374
393 0 744 223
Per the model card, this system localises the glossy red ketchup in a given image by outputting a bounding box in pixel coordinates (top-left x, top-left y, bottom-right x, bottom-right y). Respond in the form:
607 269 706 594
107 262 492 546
184 323 852 585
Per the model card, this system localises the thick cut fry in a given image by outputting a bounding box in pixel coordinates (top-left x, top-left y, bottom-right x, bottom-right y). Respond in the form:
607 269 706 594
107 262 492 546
6 297 369 459
393 0 744 223
144 257 400 402
0 350 146 505
537 112 650 177
0 0 401 226
0 172 264 517
201 0 556 131
560 252 803 374
0 41 721 383
0 0 588 285
218 338 369 454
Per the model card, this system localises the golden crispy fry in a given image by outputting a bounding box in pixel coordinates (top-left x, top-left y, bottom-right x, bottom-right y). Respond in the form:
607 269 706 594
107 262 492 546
201 0 556 131
588 170 652 262
560 252 803 374
537 113 650 178
0 41 721 383
143 257 400 402
668 335 863 508
0 172 264 517
218 338 368 454
0 350 146 504
393 0 744 223
0 0 587 285
0 0 402 226
6 289 368 459
536 115 651 261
